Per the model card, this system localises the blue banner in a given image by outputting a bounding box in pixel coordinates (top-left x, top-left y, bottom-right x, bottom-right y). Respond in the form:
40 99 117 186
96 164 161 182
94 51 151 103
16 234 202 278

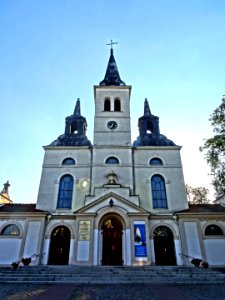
134 224 147 257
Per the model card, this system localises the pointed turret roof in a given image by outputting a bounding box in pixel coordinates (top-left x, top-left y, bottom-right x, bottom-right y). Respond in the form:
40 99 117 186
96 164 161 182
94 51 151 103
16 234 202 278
133 99 176 147
73 98 81 115
144 98 151 116
100 48 125 86
48 99 92 147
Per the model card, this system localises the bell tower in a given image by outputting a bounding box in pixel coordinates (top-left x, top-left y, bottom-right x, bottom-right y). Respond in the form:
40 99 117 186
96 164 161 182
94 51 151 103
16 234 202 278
93 43 131 146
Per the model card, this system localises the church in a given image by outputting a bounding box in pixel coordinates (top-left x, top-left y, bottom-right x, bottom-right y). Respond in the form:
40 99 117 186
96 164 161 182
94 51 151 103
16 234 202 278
0 47 225 267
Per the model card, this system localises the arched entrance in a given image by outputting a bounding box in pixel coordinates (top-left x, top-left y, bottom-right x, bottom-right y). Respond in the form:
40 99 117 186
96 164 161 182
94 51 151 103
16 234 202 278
153 226 176 266
101 215 123 266
48 226 71 265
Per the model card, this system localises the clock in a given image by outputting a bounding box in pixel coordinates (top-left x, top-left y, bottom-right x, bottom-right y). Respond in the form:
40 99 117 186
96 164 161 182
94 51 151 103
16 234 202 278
107 120 118 130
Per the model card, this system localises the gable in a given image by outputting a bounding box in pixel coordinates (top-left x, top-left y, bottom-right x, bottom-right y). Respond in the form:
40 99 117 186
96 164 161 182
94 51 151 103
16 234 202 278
75 192 149 215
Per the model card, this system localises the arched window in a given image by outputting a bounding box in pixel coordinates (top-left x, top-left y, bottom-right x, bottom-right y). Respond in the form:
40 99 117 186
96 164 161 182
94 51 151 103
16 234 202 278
62 158 75 165
147 120 154 134
151 175 168 209
57 175 74 209
150 158 163 165
1 224 20 236
70 121 78 134
114 99 121 111
104 99 111 111
205 224 223 235
105 156 119 164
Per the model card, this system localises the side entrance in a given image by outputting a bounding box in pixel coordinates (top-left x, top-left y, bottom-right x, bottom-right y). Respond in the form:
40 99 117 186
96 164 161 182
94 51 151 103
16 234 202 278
153 225 176 266
48 226 71 265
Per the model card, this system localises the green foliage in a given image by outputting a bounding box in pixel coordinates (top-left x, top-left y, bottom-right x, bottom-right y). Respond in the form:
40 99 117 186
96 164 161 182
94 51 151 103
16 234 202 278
185 184 209 204
200 97 225 194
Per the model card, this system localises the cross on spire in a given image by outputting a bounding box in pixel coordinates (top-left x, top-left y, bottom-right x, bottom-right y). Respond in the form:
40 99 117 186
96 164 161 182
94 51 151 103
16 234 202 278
99 40 125 86
107 40 118 50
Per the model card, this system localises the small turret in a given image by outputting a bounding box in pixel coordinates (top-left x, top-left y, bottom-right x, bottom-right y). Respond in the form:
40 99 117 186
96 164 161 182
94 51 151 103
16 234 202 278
49 99 92 147
64 98 86 135
133 99 176 146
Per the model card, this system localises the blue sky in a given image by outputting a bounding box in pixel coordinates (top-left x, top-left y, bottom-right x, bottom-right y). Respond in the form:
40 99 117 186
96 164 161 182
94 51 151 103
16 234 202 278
0 0 224 203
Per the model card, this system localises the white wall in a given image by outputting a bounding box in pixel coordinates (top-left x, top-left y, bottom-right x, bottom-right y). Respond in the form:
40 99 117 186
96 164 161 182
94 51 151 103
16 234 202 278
0 239 22 264
183 222 202 259
77 241 90 261
204 239 225 265
36 147 91 211
134 147 188 212
23 221 42 262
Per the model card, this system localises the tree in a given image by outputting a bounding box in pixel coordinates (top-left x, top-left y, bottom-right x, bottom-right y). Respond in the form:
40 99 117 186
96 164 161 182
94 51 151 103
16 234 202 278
185 184 209 204
200 97 225 195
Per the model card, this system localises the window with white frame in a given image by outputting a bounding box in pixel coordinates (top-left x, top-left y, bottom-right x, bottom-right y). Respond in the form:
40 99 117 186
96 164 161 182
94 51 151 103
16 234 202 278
151 175 168 209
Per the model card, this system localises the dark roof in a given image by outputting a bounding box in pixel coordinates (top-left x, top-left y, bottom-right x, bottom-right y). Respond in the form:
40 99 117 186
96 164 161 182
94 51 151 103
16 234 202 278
99 49 125 86
178 204 225 213
48 99 92 147
133 99 176 147
0 204 47 213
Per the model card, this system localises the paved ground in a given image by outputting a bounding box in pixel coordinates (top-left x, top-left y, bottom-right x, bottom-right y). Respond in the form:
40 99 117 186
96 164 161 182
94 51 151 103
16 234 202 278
1 283 225 300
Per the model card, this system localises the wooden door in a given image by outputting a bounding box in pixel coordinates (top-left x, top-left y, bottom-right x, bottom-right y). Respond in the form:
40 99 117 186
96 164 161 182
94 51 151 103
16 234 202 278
154 226 176 266
48 226 71 265
102 216 123 265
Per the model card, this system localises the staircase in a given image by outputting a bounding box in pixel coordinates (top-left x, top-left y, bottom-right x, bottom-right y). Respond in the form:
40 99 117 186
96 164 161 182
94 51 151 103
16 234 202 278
0 265 225 284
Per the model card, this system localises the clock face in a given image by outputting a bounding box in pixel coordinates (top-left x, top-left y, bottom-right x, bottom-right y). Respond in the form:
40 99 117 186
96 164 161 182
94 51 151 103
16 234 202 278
107 120 118 130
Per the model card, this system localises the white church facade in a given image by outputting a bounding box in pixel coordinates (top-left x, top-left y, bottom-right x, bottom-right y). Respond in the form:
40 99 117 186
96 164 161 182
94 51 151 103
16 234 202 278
1 48 225 267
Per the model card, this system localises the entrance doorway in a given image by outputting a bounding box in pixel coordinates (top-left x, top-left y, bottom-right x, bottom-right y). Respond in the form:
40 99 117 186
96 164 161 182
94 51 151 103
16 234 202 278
48 226 71 265
101 215 123 265
153 226 176 265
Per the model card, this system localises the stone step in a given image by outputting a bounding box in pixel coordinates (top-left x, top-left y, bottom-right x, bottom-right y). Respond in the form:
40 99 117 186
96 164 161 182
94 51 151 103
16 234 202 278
0 266 221 272
1 270 223 276
1 275 224 281
0 266 224 284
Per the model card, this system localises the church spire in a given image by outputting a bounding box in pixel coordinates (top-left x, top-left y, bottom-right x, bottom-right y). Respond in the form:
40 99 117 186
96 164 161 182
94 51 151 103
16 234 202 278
99 41 125 86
